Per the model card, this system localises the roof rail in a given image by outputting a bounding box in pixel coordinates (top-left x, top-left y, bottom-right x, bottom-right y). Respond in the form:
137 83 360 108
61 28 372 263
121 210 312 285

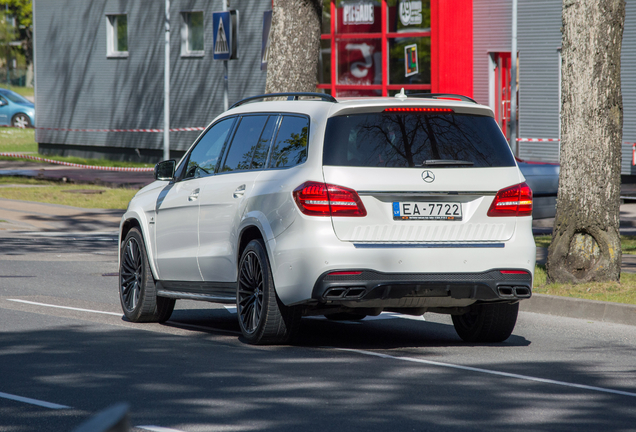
230 92 338 109
407 93 478 104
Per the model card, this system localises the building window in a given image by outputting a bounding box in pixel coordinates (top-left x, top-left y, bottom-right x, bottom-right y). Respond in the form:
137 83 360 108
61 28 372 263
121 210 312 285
181 11 204 57
106 14 128 57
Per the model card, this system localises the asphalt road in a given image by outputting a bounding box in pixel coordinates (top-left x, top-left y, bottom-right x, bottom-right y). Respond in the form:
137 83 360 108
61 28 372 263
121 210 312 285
1 233 636 432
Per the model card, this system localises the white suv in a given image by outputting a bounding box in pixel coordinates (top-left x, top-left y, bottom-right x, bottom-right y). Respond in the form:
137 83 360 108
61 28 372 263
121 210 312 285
119 92 535 345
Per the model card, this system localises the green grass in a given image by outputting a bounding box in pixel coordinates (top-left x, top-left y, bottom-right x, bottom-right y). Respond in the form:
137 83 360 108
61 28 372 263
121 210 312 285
535 235 636 255
3 86 34 98
0 128 37 153
0 128 153 168
534 264 636 305
0 177 137 209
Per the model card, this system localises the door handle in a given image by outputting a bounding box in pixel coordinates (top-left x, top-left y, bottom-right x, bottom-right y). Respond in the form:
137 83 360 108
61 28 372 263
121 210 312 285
233 184 246 199
188 188 200 201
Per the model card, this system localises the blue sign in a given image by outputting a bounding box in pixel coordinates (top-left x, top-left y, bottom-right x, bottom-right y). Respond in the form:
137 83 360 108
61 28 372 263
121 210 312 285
213 12 231 60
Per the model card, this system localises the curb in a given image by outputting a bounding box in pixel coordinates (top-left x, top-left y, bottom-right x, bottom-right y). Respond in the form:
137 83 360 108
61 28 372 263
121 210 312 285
520 293 636 327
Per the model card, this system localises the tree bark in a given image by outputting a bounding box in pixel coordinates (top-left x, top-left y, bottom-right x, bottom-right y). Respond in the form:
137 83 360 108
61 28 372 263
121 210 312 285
546 0 625 283
265 0 322 94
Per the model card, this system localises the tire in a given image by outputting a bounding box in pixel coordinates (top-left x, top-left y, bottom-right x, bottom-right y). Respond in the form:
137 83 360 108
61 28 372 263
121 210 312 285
119 227 175 323
452 302 519 343
236 239 301 345
325 312 367 321
11 113 32 129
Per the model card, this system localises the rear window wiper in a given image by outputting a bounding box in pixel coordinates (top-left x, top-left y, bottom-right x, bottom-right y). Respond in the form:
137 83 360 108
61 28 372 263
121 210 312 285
420 159 474 166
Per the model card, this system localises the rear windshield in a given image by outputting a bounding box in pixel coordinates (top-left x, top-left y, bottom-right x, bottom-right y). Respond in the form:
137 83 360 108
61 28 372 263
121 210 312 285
323 112 515 168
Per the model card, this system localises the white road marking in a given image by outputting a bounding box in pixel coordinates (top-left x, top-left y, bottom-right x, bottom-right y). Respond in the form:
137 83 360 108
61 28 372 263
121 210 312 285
7 299 122 316
137 426 187 432
337 348 636 398
0 391 70 409
224 305 237 313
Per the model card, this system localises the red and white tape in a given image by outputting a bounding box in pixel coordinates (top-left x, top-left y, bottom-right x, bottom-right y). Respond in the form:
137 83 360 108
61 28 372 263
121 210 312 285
516 138 560 142
1 125 204 132
0 153 153 172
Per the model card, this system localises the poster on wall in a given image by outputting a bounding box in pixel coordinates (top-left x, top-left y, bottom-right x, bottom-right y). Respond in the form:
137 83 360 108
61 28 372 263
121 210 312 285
405 44 418 77
399 1 423 26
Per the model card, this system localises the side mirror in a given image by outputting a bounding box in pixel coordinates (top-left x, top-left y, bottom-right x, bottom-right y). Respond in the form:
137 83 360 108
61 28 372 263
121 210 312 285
154 159 176 181
0 99 7 107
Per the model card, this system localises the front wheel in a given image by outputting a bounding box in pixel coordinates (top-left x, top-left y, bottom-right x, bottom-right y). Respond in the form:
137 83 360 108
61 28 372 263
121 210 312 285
119 227 175 323
237 239 301 345
12 113 32 128
452 302 519 343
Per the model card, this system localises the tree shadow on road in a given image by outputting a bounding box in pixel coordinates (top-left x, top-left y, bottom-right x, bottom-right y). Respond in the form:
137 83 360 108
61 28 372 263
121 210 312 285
0 322 634 432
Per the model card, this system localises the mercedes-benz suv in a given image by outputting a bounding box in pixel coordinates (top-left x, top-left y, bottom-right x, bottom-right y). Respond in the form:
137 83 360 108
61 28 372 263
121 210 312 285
119 92 535 345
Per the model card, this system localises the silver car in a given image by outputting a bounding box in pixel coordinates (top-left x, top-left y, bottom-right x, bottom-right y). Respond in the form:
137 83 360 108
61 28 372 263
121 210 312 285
119 92 536 345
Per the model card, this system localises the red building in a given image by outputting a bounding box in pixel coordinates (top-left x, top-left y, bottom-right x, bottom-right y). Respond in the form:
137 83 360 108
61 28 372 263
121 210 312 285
318 0 473 100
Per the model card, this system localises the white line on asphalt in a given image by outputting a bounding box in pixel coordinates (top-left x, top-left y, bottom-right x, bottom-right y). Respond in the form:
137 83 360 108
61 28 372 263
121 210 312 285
137 426 187 432
337 348 636 398
7 299 122 316
0 391 70 409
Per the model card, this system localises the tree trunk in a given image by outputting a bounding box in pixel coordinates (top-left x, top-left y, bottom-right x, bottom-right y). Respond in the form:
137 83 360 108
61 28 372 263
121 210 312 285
546 0 625 283
265 0 322 93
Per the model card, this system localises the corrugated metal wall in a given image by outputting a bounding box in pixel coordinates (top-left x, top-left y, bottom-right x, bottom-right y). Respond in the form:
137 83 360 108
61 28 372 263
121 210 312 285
472 0 510 107
474 0 635 173
33 0 268 160
622 1 636 175
517 0 561 162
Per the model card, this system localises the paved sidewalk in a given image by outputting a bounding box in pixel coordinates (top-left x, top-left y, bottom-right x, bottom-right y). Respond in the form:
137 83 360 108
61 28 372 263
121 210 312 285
0 198 123 233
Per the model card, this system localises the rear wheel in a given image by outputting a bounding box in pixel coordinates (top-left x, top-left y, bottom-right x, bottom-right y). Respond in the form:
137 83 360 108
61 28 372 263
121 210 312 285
237 239 301 345
452 302 519 343
119 227 175 323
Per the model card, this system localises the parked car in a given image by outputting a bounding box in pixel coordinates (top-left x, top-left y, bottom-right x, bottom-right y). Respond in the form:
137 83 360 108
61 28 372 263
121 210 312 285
0 88 35 128
517 159 559 219
119 92 536 345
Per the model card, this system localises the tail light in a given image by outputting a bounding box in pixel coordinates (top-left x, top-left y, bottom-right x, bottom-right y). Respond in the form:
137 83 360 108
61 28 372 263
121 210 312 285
487 182 533 217
293 181 367 217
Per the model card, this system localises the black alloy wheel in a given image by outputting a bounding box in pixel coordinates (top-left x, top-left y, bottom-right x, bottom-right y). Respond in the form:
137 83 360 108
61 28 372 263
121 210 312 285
120 235 143 313
237 249 264 335
236 239 301 344
119 227 175 323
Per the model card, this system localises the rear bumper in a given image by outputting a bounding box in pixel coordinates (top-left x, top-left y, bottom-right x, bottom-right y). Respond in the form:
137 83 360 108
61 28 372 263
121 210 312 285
311 269 532 305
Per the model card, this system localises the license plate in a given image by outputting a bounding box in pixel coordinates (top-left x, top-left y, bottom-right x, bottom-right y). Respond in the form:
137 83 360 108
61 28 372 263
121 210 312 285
392 202 462 221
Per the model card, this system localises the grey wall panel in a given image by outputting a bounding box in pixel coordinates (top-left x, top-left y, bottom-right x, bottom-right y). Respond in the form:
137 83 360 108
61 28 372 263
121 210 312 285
518 0 561 142
519 141 559 163
472 0 511 107
34 0 268 159
623 1 636 175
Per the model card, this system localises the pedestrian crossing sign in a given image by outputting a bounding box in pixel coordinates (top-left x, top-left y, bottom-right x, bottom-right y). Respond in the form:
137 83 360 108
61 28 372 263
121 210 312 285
213 10 239 60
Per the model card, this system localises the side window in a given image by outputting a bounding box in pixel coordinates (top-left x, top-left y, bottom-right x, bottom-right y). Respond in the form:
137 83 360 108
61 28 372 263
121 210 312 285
184 117 235 179
251 116 278 169
268 116 309 168
221 115 270 172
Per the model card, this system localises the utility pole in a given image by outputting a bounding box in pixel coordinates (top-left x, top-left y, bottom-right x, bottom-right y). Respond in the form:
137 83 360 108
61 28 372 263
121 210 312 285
223 0 229 111
510 0 518 155
163 0 170 160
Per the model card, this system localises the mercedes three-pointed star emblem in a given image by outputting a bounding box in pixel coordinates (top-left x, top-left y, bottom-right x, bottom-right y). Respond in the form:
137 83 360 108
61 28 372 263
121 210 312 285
421 170 435 183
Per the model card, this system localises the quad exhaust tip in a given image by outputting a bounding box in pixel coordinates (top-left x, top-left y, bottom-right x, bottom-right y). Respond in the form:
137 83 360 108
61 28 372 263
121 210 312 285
498 285 531 299
324 286 366 300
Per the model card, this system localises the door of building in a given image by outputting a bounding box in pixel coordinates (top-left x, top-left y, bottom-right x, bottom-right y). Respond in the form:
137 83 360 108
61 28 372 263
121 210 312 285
491 52 519 142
